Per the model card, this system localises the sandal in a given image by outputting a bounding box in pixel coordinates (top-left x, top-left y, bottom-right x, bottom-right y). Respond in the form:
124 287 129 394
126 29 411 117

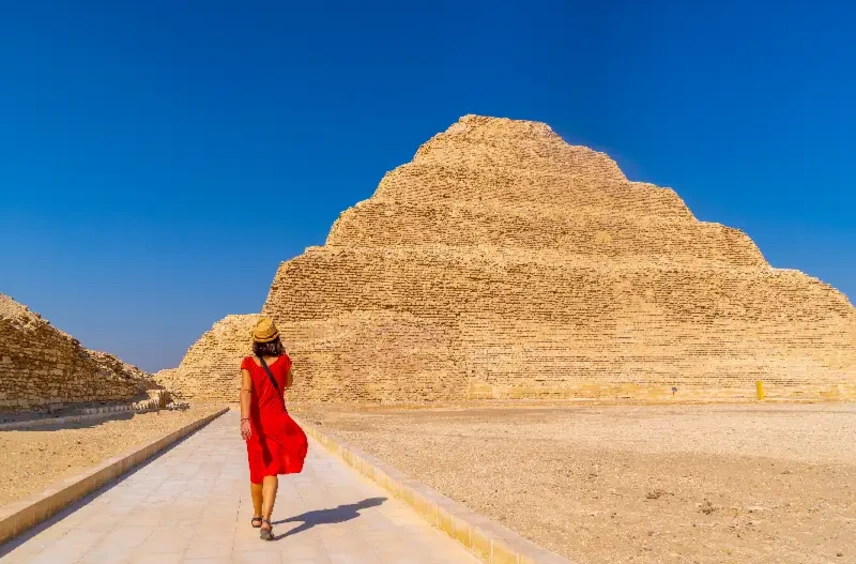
251 516 263 528
260 519 273 541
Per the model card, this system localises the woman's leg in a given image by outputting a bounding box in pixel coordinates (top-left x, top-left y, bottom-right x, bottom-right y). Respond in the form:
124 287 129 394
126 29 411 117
247 440 264 523
261 475 279 525
250 482 263 519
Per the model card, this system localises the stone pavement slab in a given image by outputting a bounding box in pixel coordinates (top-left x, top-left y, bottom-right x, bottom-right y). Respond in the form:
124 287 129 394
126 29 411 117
1 411 480 564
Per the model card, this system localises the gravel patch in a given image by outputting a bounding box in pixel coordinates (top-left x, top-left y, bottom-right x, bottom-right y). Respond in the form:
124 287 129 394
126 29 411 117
0 405 222 506
295 403 856 564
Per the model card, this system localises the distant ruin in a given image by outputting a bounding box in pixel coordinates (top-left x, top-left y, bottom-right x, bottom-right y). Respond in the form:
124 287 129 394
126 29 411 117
162 115 856 403
0 294 153 411
154 314 260 402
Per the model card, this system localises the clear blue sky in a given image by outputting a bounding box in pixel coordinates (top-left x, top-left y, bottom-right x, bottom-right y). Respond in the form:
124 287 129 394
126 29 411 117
1 1 854 372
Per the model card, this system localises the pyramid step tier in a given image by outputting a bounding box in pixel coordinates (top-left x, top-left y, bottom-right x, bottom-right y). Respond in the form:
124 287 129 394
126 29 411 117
327 199 765 266
166 310 853 404
373 162 693 220
274 313 854 402
411 114 629 184
263 247 854 324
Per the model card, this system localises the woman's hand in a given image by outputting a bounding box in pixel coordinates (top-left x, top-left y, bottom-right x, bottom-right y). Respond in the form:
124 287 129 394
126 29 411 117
240 418 252 440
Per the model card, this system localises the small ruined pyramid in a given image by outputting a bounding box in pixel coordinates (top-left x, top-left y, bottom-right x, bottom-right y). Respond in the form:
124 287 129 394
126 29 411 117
169 115 856 402
0 293 154 410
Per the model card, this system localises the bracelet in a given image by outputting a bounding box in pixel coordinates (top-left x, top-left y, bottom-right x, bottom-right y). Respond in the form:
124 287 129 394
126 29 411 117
240 418 249 422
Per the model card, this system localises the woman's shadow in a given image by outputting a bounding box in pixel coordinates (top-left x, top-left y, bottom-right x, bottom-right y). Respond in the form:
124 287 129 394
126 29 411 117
274 497 386 539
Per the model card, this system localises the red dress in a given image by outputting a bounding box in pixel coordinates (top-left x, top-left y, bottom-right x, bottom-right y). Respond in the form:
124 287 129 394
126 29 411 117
241 355 308 484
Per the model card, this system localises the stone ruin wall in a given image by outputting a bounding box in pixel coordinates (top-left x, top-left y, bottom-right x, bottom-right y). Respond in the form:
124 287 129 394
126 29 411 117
0 294 153 411
168 115 856 403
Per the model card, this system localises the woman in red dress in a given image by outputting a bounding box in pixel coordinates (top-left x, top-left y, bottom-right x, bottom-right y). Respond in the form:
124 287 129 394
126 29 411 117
239 317 308 540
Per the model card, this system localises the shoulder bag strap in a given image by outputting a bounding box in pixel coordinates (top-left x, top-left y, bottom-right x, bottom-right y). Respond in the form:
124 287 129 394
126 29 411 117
257 356 281 395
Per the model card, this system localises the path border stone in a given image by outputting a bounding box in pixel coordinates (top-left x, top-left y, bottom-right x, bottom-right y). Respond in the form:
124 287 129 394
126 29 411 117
296 417 574 564
0 406 228 545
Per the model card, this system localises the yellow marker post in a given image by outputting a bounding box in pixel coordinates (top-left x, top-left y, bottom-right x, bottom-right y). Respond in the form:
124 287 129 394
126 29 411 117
755 380 765 400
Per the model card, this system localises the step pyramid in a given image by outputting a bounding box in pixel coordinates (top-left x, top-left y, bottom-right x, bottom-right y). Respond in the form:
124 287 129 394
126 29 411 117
166 115 856 403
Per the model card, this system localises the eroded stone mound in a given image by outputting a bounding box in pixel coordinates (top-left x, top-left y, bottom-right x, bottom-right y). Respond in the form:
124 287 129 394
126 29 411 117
170 115 856 402
0 293 155 411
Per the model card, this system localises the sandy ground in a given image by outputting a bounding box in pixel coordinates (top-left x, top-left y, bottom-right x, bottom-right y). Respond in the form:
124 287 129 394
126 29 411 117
0 406 221 507
295 403 856 564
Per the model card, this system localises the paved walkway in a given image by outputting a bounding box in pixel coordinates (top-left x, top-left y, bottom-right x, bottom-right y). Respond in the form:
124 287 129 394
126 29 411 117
1 411 480 564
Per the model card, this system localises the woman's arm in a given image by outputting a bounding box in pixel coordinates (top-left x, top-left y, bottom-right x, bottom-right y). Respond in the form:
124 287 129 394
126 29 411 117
285 367 294 389
240 368 252 439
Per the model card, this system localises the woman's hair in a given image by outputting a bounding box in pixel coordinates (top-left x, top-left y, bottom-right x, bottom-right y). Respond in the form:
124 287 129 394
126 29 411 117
252 337 284 358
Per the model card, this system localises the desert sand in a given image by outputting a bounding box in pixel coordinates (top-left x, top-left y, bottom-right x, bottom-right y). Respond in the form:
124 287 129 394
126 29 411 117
0 406 221 507
295 402 856 564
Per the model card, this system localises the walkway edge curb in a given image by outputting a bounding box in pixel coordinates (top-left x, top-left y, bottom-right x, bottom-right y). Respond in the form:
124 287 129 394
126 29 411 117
0 407 229 545
296 418 574 564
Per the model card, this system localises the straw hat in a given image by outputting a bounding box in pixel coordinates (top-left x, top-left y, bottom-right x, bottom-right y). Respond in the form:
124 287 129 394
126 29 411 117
252 317 280 343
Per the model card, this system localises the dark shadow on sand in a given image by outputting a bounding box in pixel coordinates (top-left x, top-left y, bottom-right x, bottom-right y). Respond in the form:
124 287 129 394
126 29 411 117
273 497 386 539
